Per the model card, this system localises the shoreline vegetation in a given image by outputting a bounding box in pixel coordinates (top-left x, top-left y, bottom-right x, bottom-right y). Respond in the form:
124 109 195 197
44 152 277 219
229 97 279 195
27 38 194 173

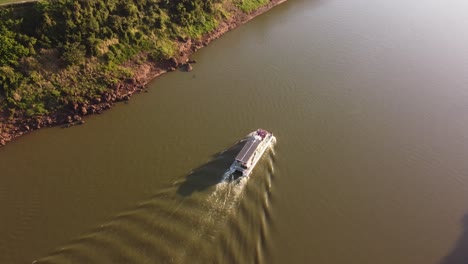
0 0 286 147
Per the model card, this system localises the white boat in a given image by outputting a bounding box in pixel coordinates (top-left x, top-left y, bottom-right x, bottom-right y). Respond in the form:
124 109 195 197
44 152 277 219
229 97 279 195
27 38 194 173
229 129 276 177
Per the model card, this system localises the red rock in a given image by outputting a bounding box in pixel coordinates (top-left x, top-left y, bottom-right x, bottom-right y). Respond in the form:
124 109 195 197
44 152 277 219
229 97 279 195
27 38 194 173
102 93 111 102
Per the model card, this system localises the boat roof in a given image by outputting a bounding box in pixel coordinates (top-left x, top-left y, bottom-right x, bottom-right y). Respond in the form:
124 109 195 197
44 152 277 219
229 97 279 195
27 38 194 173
235 137 260 164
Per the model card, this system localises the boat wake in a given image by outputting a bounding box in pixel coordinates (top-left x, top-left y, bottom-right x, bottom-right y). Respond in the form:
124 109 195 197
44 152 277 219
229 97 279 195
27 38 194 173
33 141 277 264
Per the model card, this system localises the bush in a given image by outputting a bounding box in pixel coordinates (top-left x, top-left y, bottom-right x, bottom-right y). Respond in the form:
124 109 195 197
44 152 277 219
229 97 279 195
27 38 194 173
62 42 86 65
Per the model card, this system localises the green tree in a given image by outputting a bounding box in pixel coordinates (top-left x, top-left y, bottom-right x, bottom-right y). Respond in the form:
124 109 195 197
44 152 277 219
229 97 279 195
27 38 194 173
0 24 29 67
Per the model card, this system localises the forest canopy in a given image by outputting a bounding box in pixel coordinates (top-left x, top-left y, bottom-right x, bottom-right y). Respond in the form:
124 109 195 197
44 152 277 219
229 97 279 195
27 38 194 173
0 0 269 118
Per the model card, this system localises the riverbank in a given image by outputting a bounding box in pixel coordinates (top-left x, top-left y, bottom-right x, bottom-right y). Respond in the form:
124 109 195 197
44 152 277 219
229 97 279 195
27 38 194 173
0 0 287 147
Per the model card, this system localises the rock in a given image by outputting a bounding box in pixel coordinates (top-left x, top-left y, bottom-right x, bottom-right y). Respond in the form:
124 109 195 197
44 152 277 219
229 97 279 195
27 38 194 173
24 125 30 131
72 102 79 112
67 116 73 123
46 117 53 125
73 115 81 122
0 139 5 146
188 59 197 64
186 63 193 72
168 67 176 72
93 97 101 104
89 105 97 114
77 120 85 125
102 93 110 102
126 78 137 85
81 107 88 115
169 57 178 67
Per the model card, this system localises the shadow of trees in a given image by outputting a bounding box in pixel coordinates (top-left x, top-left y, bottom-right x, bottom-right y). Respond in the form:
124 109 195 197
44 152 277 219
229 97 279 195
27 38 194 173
176 140 246 196
440 213 468 264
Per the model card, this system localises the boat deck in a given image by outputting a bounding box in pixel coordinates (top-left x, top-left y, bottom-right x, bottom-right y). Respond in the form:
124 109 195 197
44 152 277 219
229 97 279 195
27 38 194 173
235 138 261 164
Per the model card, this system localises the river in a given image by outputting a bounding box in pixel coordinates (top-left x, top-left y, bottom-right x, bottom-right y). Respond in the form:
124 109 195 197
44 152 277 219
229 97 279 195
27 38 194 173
2 0 468 263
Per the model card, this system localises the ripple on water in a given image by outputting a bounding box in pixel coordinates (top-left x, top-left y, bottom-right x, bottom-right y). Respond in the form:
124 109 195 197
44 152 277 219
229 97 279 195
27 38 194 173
34 144 278 264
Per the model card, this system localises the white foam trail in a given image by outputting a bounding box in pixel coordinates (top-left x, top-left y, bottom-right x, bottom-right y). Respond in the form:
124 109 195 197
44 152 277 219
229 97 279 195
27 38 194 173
221 170 234 182
176 170 250 262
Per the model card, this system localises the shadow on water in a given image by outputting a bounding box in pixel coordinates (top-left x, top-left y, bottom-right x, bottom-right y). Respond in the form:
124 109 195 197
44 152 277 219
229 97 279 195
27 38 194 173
440 213 468 264
176 140 247 196
32 139 268 264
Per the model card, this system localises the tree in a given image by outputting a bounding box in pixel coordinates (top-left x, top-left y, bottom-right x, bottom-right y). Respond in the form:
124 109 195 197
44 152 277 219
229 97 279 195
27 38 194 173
0 24 29 67
61 42 86 65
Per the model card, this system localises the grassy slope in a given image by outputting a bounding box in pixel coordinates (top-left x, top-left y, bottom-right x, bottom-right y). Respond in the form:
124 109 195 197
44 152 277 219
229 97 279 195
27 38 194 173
0 0 272 119
1 0 224 118
0 0 276 144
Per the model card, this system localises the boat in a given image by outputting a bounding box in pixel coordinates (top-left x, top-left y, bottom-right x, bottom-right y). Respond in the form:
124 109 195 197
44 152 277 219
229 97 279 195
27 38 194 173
229 129 276 177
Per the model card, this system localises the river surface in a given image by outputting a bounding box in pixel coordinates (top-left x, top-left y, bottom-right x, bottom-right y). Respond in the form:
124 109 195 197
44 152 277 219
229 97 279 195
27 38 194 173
2 0 468 263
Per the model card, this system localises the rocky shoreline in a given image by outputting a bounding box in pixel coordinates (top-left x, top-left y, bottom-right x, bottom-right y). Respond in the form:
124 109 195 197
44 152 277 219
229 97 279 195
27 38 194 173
0 0 287 147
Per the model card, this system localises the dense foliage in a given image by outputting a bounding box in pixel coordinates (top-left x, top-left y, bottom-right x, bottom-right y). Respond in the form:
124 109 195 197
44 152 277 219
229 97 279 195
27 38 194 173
238 0 269 12
0 0 269 118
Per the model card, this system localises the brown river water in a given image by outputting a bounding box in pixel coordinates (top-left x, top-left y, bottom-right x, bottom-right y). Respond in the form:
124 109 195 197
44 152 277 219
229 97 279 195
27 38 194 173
2 0 468 263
